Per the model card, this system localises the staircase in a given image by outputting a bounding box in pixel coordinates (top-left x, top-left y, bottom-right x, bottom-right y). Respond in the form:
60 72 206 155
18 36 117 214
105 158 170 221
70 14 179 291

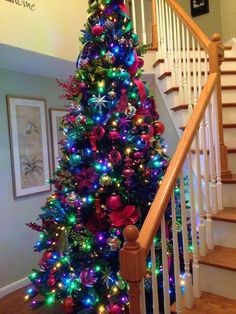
154 43 236 310
119 0 236 313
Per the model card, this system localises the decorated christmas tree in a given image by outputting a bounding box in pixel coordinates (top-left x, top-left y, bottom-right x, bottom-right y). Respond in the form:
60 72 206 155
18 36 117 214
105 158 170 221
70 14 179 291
25 1 177 313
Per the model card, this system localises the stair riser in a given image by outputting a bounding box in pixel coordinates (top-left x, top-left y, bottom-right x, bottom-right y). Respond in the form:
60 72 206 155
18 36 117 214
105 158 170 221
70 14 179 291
228 153 236 173
172 106 236 126
222 89 236 103
200 264 236 300
159 74 236 91
221 61 236 71
223 184 236 207
223 128 236 148
213 220 236 248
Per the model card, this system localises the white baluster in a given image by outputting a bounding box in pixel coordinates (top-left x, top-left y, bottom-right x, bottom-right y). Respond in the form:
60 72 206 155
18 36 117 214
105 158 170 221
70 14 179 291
188 153 201 298
173 12 178 87
207 98 218 213
171 191 182 313
164 1 170 72
168 5 175 86
161 216 171 314
186 29 192 112
192 37 197 107
151 241 160 314
141 278 147 314
195 130 207 257
131 0 137 34
177 16 184 105
212 87 223 210
156 0 163 59
180 172 193 309
141 0 147 44
181 23 188 106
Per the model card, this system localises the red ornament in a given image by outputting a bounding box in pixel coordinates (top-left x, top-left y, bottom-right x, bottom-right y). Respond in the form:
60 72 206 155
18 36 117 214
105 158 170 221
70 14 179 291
108 130 120 140
107 303 123 314
110 205 139 227
89 134 97 151
92 24 104 36
154 121 165 136
93 125 105 140
116 89 128 112
138 57 144 68
127 50 139 76
62 296 74 314
106 194 123 211
47 276 56 287
133 151 143 160
109 148 122 164
141 133 151 142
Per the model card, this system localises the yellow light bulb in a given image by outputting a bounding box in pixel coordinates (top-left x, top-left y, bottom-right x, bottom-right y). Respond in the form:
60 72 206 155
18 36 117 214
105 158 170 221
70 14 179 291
24 295 29 301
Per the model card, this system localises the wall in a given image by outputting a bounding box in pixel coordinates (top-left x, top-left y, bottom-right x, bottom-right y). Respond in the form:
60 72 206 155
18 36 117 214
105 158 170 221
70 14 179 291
177 0 221 39
0 68 65 293
220 0 236 42
0 0 88 62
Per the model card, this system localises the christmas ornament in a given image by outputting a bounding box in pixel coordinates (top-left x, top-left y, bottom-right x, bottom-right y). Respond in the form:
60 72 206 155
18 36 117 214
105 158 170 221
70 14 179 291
104 20 114 32
92 24 104 36
154 121 165 136
47 276 56 287
100 174 112 186
108 130 120 140
104 51 115 64
106 194 123 210
89 134 97 152
138 57 144 68
108 90 117 99
125 103 136 118
107 237 121 251
107 303 123 314
62 296 74 314
89 94 108 113
75 167 98 191
115 89 128 112
93 125 105 140
69 154 82 166
108 148 122 164
80 269 96 287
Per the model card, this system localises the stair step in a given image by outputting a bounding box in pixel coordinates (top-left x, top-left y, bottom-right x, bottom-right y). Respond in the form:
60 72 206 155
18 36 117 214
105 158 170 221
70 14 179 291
170 292 236 314
197 245 236 271
171 103 236 112
179 124 236 131
165 85 236 95
222 174 236 184
206 207 236 223
158 70 236 81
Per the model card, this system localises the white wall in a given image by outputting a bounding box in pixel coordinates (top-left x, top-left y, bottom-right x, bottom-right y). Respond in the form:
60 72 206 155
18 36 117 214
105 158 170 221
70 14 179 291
219 0 236 42
0 0 88 62
0 68 65 291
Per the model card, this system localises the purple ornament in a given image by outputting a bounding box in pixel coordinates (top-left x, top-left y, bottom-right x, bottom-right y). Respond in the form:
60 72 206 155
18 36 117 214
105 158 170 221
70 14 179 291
106 194 123 210
109 148 122 164
80 269 96 287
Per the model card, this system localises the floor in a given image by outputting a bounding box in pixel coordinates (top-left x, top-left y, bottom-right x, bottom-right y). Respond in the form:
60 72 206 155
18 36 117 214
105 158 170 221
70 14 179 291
0 287 62 314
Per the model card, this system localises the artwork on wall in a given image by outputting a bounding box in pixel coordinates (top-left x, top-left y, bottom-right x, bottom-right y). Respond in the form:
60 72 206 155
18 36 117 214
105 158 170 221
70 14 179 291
191 0 209 17
49 108 67 170
7 96 51 198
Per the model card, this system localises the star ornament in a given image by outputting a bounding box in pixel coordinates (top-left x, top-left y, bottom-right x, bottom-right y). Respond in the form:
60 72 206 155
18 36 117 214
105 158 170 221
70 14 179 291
90 93 108 113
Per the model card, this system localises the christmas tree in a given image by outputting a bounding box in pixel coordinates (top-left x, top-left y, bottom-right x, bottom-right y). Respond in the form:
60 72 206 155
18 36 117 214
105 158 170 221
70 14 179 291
25 1 174 313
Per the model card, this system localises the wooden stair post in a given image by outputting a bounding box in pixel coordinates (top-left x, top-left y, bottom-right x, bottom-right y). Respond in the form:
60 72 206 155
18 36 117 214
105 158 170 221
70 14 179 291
209 33 232 179
119 225 146 314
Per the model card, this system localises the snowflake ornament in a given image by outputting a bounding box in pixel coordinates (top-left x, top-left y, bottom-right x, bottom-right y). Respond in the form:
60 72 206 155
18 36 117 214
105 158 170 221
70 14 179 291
90 94 108 113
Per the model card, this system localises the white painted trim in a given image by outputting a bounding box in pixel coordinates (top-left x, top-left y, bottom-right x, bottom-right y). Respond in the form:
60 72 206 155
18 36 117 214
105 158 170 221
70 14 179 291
0 277 30 299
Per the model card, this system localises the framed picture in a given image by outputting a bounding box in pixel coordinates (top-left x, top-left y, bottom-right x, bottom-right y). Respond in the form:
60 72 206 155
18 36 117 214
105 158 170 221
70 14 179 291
191 0 209 17
49 108 67 170
7 96 51 198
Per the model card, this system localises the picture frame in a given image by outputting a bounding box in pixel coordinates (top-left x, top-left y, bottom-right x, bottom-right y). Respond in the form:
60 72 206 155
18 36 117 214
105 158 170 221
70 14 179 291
191 0 209 17
7 96 51 198
49 108 67 170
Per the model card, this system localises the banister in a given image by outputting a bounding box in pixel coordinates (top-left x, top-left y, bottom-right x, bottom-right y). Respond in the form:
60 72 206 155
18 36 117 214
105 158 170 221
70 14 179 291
138 73 218 255
166 0 211 52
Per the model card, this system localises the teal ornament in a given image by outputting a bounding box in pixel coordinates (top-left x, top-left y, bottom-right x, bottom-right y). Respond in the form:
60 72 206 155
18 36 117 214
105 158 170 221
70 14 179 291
119 71 130 81
69 154 82 166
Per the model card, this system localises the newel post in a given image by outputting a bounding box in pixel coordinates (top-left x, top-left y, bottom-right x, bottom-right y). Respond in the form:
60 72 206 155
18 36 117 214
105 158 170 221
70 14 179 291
119 225 146 314
209 33 231 178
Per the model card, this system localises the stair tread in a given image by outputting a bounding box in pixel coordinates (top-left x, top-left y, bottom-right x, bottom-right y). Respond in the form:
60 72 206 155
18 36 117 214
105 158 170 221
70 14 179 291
170 292 236 314
180 124 236 130
159 70 236 80
191 148 236 154
222 174 236 183
197 245 236 271
165 85 236 94
211 207 236 223
171 103 236 111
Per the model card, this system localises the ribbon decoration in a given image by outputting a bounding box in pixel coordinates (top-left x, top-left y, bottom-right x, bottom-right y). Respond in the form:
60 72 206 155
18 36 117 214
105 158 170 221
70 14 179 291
133 78 147 103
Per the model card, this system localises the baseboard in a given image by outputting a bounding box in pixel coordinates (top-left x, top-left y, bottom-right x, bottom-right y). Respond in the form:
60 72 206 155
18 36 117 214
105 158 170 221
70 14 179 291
0 277 30 299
